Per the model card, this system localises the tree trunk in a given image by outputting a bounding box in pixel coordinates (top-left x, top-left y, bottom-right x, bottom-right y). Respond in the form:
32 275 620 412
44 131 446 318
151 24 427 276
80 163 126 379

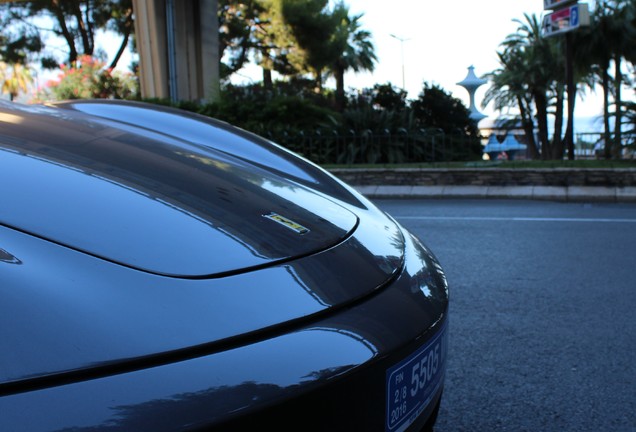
613 57 623 159
565 33 576 160
109 11 133 70
51 0 78 64
517 95 540 159
315 69 323 93
552 83 565 159
262 67 272 90
534 92 550 159
602 63 612 159
335 65 345 111
72 0 93 55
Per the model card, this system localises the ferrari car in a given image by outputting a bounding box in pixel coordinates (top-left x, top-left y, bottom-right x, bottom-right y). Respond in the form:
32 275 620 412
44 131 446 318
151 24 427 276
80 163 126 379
0 99 449 432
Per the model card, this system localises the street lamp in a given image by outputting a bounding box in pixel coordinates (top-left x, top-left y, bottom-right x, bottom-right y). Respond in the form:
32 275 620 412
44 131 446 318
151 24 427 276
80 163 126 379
390 33 409 91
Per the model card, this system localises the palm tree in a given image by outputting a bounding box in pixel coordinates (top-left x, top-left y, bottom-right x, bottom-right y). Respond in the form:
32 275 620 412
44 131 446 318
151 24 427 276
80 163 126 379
330 3 377 110
579 0 636 159
485 13 563 159
278 0 343 92
276 0 376 97
1 62 33 101
483 50 541 159
609 0 636 158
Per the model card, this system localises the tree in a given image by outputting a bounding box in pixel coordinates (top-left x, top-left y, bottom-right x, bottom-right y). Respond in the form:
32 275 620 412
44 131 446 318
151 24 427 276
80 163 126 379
483 50 541 159
0 0 134 69
560 0 636 159
606 0 636 158
411 83 478 134
279 0 345 91
484 13 565 159
0 62 33 101
95 0 134 69
217 0 323 88
411 83 482 160
218 0 269 80
349 83 408 112
330 2 376 110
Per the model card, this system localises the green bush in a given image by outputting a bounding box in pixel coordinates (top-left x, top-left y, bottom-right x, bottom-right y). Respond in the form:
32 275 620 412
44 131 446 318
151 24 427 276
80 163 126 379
142 81 484 164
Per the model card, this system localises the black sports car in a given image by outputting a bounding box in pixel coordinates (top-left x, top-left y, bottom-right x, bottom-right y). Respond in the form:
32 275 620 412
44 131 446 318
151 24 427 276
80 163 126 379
0 99 449 432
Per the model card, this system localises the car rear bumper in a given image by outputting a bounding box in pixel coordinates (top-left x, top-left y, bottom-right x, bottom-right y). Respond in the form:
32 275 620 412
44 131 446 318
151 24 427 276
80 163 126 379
0 229 448 432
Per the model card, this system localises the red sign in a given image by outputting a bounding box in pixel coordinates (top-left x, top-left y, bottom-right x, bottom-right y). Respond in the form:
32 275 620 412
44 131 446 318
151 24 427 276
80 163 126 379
544 0 577 10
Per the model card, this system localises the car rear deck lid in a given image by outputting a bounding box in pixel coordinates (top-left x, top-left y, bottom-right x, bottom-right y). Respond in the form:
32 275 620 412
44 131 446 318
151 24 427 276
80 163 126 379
0 104 357 277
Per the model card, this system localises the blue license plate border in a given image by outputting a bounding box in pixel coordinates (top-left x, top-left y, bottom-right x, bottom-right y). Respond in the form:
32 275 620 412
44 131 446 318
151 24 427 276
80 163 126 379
386 321 448 432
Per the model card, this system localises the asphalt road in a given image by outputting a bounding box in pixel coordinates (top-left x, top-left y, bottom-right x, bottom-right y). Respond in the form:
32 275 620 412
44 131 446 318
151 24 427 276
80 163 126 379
376 199 636 432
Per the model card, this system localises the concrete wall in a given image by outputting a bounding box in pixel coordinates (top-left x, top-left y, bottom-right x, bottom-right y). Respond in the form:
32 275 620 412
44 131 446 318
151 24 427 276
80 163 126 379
329 168 636 202
330 168 636 187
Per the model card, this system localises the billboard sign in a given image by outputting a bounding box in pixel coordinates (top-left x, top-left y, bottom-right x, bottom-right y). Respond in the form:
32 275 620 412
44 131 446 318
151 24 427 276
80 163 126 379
542 3 590 37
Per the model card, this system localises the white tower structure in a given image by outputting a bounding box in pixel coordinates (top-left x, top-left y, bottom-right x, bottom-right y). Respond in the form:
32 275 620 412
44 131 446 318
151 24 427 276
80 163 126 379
457 66 487 122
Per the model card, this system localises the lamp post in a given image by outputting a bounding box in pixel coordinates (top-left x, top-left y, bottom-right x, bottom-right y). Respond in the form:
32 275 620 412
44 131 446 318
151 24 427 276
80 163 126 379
390 33 409 91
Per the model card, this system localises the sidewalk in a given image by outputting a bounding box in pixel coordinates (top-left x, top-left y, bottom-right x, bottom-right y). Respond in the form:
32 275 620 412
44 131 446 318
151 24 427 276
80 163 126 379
353 184 636 202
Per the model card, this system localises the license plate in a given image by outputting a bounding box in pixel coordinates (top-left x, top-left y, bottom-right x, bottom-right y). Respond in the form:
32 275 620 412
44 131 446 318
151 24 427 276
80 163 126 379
386 322 448 432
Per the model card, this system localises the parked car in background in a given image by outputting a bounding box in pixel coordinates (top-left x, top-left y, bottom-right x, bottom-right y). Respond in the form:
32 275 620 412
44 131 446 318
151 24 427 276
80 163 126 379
0 100 449 431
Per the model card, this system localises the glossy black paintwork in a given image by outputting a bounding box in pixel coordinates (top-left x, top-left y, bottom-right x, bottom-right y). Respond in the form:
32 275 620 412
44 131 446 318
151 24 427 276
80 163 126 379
0 208 402 384
1 231 448 431
0 102 360 277
0 100 449 431
55 99 364 207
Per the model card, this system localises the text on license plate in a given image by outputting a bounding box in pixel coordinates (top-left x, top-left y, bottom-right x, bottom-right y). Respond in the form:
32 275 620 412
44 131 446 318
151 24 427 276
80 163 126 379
386 322 448 432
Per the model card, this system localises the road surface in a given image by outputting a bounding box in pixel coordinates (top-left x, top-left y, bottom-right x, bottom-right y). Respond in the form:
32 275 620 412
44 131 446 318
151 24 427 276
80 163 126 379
377 199 636 432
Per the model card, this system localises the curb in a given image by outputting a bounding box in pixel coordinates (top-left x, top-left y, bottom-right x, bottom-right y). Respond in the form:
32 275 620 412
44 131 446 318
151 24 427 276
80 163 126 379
353 185 636 203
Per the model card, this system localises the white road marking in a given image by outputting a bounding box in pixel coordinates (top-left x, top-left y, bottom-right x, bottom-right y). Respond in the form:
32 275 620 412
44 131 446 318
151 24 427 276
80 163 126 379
394 216 636 223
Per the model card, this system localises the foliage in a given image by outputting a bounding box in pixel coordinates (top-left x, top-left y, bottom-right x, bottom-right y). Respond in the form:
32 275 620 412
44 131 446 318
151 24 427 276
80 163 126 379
411 84 473 133
43 55 137 100
142 79 482 164
348 83 408 112
218 0 272 80
622 101 636 151
0 0 134 69
0 32 43 66
217 0 376 99
484 13 566 160
410 84 482 160
329 1 377 110
278 0 346 90
0 61 33 101
214 83 337 132
578 0 636 159
485 2 636 160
